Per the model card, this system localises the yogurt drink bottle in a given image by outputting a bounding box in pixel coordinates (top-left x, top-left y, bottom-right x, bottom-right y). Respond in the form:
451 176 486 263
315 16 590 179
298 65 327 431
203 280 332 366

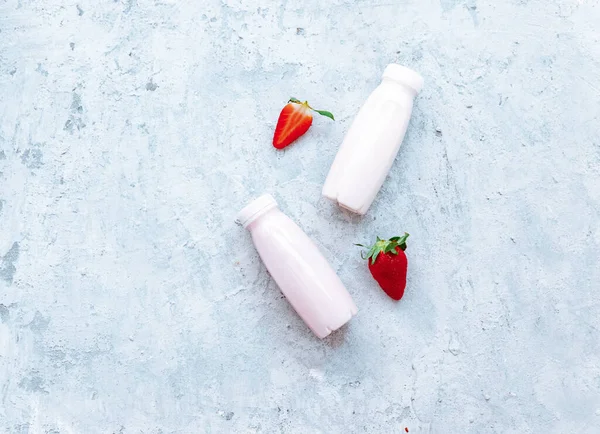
322 64 424 215
237 194 357 339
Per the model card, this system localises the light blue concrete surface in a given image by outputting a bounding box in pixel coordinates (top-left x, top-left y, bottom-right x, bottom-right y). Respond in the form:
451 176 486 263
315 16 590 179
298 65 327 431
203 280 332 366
1 0 600 433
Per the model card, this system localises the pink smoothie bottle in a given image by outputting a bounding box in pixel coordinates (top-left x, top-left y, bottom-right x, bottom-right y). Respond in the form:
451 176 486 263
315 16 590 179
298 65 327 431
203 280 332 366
236 194 358 338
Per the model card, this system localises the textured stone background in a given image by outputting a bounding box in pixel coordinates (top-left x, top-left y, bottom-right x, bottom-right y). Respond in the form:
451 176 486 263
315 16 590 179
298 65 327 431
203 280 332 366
1 0 600 433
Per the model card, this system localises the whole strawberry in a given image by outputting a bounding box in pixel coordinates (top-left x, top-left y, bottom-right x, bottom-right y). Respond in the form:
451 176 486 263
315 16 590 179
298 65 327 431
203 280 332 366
357 234 409 300
272 97 334 149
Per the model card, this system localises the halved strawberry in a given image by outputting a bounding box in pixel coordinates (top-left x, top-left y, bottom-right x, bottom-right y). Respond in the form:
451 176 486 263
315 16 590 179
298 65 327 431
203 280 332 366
272 97 334 149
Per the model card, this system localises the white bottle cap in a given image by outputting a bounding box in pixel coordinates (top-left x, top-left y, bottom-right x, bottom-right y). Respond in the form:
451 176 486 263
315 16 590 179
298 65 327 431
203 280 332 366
382 64 424 94
236 194 278 228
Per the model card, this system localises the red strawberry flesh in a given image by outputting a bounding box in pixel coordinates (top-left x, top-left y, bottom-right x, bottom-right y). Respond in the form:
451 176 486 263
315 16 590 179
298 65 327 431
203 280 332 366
273 102 312 149
272 98 334 150
357 234 409 301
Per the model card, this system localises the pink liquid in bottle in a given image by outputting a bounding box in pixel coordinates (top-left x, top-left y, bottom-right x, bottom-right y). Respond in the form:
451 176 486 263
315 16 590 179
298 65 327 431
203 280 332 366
236 194 357 338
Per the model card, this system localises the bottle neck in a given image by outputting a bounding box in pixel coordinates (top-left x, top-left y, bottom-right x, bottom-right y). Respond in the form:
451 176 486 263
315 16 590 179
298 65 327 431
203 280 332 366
237 194 279 229
381 77 418 98
245 206 279 231
381 64 424 94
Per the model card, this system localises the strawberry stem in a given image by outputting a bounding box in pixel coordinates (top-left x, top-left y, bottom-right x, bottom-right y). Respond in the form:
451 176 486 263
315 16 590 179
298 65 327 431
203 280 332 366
288 97 335 121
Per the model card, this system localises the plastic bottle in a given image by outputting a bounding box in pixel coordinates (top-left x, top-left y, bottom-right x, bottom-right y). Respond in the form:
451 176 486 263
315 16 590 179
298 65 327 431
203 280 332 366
322 64 424 215
236 194 357 338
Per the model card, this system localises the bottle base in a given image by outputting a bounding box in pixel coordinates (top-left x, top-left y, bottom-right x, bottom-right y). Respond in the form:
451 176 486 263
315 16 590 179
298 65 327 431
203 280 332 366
314 305 358 339
322 191 368 216
337 201 367 216
321 185 337 202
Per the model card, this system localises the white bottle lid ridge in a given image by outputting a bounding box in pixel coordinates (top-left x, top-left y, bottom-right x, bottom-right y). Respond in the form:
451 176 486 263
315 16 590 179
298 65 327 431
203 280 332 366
382 64 424 94
236 194 278 228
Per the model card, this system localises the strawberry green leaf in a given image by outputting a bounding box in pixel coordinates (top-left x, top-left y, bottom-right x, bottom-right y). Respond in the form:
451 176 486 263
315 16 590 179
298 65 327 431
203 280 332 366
314 109 335 121
397 233 410 251
358 234 410 264
371 250 380 265
288 97 302 104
